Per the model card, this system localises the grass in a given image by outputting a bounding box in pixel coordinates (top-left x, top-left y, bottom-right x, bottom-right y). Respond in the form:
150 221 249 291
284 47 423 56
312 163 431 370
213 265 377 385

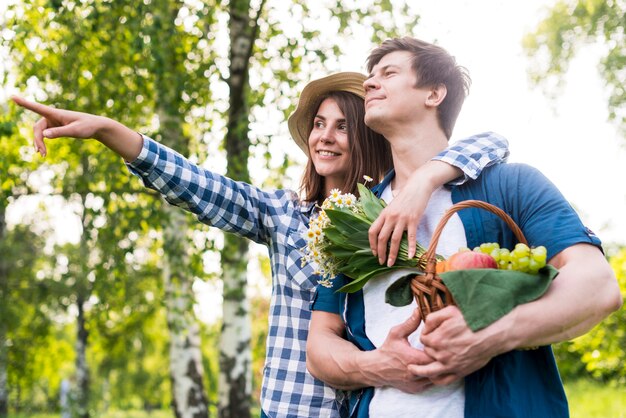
10 411 173 418
565 379 626 418
11 379 626 418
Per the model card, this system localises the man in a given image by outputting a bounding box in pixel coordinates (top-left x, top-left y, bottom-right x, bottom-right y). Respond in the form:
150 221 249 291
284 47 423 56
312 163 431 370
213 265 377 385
307 37 622 417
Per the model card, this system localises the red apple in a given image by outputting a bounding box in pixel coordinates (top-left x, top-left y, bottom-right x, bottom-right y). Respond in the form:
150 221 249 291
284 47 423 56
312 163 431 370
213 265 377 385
437 250 497 273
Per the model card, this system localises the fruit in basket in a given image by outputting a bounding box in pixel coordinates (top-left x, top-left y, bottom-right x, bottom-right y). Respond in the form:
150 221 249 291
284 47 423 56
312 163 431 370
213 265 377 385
473 242 547 274
436 249 497 273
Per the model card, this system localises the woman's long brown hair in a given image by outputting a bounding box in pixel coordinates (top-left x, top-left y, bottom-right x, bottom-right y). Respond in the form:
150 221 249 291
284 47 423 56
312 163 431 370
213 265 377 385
300 91 393 205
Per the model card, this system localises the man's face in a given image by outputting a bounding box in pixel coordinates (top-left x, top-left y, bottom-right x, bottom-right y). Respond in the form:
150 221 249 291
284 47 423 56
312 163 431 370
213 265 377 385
363 51 430 133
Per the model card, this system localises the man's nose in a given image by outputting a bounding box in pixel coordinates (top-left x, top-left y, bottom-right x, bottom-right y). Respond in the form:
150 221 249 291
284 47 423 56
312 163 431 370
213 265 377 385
363 75 379 91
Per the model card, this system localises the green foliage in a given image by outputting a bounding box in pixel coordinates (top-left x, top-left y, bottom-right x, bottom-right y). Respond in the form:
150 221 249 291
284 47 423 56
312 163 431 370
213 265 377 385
564 378 626 418
523 0 625 136
555 247 626 383
2 223 63 412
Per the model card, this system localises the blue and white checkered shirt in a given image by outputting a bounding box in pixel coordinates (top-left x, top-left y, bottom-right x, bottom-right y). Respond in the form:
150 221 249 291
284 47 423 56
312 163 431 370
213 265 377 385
127 131 509 418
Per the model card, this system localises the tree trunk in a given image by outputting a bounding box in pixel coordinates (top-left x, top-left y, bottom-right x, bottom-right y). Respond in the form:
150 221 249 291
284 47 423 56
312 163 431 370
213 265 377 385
218 235 251 418
150 1 210 416
163 206 209 418
0 206 7 418
75 294 90 418
217 1 265 417
75 186 92 418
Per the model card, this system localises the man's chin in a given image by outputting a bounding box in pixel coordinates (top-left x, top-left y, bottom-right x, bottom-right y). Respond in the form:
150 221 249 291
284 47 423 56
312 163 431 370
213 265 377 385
364 112 385 134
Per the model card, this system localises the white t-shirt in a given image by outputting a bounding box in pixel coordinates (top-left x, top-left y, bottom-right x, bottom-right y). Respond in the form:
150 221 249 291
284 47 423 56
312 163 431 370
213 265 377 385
363 184 467 418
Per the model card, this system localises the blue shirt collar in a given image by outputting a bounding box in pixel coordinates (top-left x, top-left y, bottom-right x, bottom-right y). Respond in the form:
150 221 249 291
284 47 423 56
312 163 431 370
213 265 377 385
372 169 396 197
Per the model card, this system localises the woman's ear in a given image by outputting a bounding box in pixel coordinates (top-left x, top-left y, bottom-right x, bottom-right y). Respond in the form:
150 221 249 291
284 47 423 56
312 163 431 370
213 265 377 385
425 84 447 108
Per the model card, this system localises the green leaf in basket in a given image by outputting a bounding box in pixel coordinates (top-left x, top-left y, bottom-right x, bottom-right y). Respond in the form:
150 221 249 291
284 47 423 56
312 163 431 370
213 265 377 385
385 272 424 307
440 265 559 331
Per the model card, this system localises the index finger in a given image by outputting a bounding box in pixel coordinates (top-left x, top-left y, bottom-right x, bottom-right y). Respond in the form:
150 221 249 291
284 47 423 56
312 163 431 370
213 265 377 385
11 96 56 118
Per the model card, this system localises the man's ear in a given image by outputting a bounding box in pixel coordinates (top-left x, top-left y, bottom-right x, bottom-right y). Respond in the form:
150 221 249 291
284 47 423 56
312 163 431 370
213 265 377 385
425 84 447 108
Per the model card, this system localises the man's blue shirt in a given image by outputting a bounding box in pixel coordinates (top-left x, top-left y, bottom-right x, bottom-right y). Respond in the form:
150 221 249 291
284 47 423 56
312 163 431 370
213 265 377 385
312 163 602 418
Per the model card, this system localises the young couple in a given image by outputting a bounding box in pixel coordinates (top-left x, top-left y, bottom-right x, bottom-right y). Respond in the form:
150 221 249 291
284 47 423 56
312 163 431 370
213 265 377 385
14 37 621 418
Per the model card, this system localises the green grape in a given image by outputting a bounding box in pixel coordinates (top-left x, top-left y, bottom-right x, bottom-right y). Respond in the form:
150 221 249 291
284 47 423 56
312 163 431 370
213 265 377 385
531 246 547 263
517 256 530 271
511 248 529 262
489 249 500 262
480 242 499 254
528 258 543 274
531 252 546 264
476 242 546 273
532 245 547 255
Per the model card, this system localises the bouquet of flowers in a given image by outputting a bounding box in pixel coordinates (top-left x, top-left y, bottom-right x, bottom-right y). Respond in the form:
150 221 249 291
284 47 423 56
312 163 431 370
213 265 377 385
302 180 560 332
302 180 435 292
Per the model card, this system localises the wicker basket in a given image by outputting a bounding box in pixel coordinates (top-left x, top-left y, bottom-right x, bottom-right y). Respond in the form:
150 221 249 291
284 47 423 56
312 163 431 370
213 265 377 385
411 200 528 321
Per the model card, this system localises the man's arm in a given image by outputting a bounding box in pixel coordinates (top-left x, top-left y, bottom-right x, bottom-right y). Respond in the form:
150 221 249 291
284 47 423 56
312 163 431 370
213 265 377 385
409 243 622 385
370 132 510 266
406 164 623 384
307 310 434 392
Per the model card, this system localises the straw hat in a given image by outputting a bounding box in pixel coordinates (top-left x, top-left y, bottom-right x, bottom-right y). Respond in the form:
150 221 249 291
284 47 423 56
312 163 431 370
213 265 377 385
288 72 366 155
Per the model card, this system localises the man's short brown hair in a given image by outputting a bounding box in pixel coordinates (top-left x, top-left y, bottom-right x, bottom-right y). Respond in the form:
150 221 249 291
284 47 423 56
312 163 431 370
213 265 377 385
367 37 471 139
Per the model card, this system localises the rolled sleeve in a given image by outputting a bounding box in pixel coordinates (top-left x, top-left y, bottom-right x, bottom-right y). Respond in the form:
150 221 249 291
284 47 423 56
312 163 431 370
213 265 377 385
310 275 350 314
434 131 510 185
126 134 160 178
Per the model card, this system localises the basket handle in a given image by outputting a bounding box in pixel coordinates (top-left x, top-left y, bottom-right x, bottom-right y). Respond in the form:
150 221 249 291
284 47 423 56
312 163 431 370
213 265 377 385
420 200 527 274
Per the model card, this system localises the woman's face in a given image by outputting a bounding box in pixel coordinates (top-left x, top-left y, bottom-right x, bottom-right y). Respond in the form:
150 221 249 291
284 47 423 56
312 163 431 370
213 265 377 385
308 97 351 192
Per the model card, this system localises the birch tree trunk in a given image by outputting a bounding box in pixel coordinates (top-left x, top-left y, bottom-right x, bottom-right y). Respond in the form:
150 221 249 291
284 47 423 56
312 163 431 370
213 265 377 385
75 184 91 418
218 1 265 417
150 1 210 416
218 236 251 418
163 206 209 418
155 59 211 418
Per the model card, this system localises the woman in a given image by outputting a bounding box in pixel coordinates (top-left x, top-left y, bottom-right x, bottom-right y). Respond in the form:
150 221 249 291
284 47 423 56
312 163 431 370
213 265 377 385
12 72 508 417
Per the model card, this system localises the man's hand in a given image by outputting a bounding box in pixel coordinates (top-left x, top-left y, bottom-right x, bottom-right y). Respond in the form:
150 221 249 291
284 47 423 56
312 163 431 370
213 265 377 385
362 309 435 393
407 306 499 385
307 309 434 393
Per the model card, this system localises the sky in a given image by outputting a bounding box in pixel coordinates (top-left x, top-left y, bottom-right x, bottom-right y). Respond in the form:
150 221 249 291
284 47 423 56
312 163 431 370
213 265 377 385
334 0 626 246
3 1 625 321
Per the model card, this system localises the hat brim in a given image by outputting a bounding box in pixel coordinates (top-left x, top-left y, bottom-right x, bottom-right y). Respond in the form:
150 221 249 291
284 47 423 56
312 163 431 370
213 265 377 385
288 72 366 156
